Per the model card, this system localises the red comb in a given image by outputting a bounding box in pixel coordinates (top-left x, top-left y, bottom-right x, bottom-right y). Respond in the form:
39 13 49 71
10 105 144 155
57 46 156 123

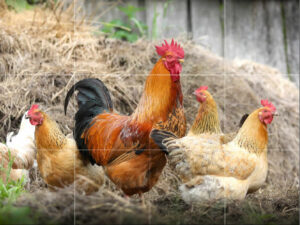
195 86 208 93
29 104 39 112
261 99 276 112
155 39 184 58
199 86 208 91
194 86 208 95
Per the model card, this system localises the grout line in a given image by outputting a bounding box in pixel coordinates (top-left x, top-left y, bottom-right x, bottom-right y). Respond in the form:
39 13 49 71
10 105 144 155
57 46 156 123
280 0 292 79
1 74 299 77
73 1 76 225
223 1 227 224
187 0 192 39
28 148 294 151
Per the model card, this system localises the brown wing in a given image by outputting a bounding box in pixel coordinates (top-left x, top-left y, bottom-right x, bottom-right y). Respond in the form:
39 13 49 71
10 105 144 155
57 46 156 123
84 113 152 166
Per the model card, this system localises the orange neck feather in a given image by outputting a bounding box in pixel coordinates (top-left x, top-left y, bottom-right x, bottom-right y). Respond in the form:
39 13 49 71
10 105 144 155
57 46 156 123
189 94 221 135
233 109 268 154
132 58 183 124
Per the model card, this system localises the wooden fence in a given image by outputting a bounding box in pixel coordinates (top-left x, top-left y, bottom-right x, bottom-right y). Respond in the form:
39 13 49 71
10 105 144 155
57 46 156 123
80 0 299 85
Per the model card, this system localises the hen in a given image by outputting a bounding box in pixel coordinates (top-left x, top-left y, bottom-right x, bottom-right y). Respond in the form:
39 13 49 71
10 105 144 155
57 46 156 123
6 110 36 170
27 104 104 194
0 111 36 184
0 143 30 183
151 100 276 203
190 86 248 143
64 40 186 199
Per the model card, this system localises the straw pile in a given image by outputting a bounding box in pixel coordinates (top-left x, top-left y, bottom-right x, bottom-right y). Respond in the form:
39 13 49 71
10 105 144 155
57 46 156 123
0 1 298 224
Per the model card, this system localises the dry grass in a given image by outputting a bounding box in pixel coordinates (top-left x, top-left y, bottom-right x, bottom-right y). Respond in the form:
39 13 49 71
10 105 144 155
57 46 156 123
0 2 299 224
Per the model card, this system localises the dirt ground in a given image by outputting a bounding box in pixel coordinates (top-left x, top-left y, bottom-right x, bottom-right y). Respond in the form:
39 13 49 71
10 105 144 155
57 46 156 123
0 3 299 225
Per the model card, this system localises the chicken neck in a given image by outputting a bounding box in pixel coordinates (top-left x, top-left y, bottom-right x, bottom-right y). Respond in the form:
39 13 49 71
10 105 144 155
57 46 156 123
189 97 221 135
35 113 66 150
132 58 182 125
232 109 268 154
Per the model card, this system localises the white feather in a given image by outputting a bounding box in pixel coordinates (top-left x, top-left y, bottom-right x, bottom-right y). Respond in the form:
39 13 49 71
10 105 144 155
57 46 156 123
6 110 37 170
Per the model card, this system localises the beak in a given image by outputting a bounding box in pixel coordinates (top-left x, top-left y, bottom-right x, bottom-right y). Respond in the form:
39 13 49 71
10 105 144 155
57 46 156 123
25 114 30 119
179 59 184 63
193 91 197 95
273 113 279 116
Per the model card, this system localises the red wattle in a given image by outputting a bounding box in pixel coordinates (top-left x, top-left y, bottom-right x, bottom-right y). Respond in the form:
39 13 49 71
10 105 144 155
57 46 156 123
264 117 273 124
167 62 182 82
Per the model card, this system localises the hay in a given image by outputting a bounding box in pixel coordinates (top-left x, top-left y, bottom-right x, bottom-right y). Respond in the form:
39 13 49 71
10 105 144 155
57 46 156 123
0 2 299 224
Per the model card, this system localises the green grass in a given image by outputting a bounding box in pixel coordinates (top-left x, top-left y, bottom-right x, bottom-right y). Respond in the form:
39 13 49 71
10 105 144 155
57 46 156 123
0 149 39 225
240 202 277 225
0 205 39 225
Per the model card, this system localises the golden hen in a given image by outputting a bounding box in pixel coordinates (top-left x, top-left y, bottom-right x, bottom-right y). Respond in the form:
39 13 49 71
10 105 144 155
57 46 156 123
151 100 276 203
27 104 104 194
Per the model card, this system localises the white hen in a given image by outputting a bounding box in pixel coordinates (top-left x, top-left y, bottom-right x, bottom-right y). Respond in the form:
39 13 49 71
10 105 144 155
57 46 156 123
0 143 30 183
4 111 36 182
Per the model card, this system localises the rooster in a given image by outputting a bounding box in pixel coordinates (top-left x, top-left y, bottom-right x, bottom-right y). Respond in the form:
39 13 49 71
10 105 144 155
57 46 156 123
151 100 276 203
64 40 186 200
190 86 248 143
26 104 104 194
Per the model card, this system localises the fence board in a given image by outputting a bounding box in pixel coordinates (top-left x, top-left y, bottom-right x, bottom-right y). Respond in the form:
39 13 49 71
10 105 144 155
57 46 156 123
283 0 299 85
145 0 188 39
191 0 223 56
224 0 286 75
79 0 298 85
263 0 287 75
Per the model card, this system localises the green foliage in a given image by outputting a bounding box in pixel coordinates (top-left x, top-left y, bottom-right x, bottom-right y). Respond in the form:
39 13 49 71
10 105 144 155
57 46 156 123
163 0 172 17
0 150 38 225
101 5 147 43
151 0 172 40
0 176 26 204
5 0 56 12
0 205 38 225
151 3 159 40
0 149 26 204
5 0 34 12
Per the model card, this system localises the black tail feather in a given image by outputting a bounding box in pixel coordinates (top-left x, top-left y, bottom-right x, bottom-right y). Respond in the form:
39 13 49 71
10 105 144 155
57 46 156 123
64 78 113 164
239 113 249 128
64 78 113 115
150 129 178 154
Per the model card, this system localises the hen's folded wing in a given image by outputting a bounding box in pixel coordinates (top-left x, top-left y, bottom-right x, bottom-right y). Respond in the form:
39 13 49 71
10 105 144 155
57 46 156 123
166 136 257 181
